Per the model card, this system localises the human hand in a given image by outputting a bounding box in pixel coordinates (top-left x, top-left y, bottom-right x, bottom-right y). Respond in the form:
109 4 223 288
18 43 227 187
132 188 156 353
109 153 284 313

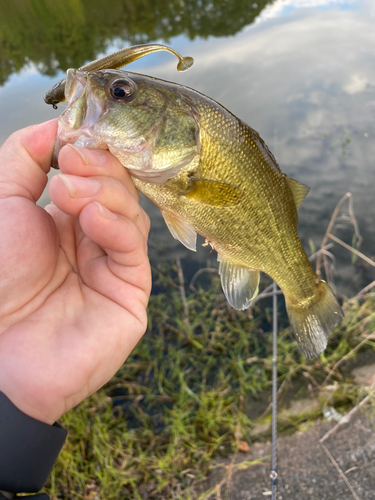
0 120 151 425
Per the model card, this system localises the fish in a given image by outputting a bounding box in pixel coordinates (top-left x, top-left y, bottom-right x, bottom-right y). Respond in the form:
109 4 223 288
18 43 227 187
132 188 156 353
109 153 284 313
50 46 343 358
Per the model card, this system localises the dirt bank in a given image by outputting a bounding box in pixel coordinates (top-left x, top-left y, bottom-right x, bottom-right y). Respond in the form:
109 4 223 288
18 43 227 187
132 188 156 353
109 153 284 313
198 412 375 499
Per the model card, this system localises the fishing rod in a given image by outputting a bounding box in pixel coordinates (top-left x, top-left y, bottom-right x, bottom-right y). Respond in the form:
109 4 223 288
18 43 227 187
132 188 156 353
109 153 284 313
271 281 278 499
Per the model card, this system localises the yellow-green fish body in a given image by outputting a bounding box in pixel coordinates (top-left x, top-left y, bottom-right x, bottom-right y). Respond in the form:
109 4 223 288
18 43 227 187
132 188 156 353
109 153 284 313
54 68 343 358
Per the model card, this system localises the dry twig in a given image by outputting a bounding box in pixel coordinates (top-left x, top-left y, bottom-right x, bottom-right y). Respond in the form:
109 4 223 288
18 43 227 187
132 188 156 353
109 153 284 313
320 375 375 443
189 267 219 291
353 279 375 300
320 443 361 500
196 457 267 500
327 233 375 268
319 393 373 444
176 257 189 321
322 332 375 386
316 193 362 277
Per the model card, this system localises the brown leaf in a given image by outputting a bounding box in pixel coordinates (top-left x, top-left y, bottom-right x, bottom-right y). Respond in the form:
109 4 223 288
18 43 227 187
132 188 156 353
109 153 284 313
238 440 250 452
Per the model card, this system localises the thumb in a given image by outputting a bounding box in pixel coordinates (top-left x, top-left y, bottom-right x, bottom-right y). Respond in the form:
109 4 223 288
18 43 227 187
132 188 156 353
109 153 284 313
0 120 58 202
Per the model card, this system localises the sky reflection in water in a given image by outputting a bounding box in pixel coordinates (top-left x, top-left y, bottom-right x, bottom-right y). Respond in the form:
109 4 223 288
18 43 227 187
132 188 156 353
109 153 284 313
1 0 374 295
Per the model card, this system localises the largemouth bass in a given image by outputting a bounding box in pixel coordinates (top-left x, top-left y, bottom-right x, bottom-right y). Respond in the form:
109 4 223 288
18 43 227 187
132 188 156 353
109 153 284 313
50 46 343 358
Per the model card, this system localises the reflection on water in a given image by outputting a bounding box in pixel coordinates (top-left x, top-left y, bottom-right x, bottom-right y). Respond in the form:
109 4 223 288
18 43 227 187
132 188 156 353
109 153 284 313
0 0 271 85
1 0 374 295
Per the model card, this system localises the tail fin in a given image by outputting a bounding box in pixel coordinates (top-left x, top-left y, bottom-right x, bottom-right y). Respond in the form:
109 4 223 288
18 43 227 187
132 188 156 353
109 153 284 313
285 281 343 358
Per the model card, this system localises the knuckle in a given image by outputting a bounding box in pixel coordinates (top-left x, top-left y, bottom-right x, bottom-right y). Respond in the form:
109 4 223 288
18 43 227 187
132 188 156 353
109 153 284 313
141 211 151 235
144 212 151 233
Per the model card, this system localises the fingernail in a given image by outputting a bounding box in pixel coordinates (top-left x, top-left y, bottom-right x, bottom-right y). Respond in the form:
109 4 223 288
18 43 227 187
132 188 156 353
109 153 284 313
67 144 106 166
94 202 118 220
58 174 100 198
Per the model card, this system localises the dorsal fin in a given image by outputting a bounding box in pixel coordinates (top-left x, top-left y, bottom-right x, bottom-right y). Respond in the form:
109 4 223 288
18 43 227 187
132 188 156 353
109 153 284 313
286 177 310 210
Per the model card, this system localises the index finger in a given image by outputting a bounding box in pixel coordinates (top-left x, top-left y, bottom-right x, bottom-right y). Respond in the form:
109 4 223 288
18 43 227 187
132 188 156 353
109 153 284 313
57 144 140 202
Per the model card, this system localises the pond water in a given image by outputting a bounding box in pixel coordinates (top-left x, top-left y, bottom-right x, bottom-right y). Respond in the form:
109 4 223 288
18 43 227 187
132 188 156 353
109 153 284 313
1 0 375 297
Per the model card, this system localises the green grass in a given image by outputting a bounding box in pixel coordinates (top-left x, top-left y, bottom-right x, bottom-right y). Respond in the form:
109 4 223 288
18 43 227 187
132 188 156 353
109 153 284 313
41 263 375 500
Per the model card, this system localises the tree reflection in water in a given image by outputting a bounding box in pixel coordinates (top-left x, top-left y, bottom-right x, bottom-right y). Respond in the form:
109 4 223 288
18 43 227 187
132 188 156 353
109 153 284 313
0 0 272 85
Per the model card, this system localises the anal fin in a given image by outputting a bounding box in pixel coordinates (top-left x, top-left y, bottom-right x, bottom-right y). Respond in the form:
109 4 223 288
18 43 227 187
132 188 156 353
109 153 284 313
219 256 260 310
161 210 197 251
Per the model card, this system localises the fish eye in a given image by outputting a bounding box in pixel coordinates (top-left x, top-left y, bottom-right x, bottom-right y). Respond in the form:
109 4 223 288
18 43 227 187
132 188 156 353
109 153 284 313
110 79 135 101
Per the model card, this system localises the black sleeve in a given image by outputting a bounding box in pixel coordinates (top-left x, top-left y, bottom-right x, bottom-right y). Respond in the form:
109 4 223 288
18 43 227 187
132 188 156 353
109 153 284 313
0 392 67 495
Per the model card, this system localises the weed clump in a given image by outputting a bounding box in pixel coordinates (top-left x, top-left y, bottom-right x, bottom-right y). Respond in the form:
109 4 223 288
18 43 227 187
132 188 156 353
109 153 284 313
44 262 375 500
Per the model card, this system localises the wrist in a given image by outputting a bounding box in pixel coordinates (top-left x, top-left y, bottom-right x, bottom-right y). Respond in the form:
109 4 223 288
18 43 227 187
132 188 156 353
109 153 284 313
4 395 56 426
0 385 59 426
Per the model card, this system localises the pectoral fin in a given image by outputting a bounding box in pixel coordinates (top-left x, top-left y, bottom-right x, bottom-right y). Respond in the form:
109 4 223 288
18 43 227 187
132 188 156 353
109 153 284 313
286 177 310 210
161 210 197 251
183 179 244 207
219 256 260 310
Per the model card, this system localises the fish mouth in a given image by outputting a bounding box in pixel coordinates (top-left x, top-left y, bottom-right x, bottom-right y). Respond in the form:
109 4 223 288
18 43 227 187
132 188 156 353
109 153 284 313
52 125 98 168
52 69 106 168
65 68 87 101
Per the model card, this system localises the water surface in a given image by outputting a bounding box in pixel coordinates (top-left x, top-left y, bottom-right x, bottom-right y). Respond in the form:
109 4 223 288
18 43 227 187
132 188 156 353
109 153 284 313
1 0 374 296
